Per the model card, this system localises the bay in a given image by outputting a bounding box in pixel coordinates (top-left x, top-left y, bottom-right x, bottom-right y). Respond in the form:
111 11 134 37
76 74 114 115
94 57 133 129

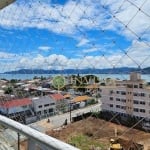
0 74 150 82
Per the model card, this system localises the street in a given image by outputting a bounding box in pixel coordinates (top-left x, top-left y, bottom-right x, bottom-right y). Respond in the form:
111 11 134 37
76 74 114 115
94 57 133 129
50 103 101 128
30 103 101 131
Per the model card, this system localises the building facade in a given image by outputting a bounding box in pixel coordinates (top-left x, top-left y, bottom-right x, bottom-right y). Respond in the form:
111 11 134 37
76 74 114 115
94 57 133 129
0 98 32 123
100 72 150 129
50 93 69 113
32 96 56 118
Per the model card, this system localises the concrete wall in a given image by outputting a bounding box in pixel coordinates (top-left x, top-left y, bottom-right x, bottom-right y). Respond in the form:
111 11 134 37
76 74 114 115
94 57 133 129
0 105 31 115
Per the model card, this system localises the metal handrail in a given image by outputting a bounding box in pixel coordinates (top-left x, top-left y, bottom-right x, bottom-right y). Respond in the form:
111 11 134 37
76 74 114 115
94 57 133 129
0 115 79 150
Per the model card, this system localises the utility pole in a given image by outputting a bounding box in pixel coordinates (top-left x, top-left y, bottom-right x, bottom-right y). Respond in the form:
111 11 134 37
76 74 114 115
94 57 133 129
70 101 72 122
17 133 20 150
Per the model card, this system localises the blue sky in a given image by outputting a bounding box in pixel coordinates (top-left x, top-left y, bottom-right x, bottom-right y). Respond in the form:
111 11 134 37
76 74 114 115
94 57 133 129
0 0 149 72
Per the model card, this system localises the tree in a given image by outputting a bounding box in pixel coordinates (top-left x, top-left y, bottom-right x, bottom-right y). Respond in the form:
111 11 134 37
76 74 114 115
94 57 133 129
4 86 13 94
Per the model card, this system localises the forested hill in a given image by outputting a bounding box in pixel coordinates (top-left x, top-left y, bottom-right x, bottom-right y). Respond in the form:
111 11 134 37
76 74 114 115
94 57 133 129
3 67 150 74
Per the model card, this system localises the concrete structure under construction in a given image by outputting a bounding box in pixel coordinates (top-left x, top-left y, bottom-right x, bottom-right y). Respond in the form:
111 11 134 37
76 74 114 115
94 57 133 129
100 72 150 129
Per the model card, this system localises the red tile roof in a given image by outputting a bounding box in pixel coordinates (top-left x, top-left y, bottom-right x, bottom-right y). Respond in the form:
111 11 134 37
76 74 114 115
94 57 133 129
50 93 64 101
0 98 32 108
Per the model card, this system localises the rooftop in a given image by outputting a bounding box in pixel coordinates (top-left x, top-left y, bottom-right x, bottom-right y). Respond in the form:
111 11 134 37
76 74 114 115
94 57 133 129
0 98 32 108
50 93 64 101
73 95 91 103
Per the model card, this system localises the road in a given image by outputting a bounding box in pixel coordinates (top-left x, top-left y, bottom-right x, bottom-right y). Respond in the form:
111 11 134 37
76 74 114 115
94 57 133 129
50 103 101 128
30 103 101 130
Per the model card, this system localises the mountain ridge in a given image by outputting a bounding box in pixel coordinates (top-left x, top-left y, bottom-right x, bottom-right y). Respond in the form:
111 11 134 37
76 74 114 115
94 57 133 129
3 67 150 74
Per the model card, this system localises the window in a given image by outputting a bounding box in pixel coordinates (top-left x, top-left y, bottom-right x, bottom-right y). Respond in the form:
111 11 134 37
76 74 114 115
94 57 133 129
44 110 47 114
44 104 49 107
127 84 133 88
140 101 145 105
121 99 126 103
121 91 126 95
134 108 139 112
139 84 143 88
110 90 113 94
116 91 120 94
133 93 138 96
133 100 139 104
116 98 120 101
141 93 145 97
121 106 126 110
50 103 55 105
134 85 138 88
140 109 145 113
110 104 113 107
38 105 42 108
49 108 53 113
110 97 113 100
116 105 120 108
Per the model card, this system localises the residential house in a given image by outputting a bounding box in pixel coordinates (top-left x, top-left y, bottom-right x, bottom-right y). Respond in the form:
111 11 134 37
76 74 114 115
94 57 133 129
72 95 92 109
50 93 68 113
32 96 56 118
0 98 32 123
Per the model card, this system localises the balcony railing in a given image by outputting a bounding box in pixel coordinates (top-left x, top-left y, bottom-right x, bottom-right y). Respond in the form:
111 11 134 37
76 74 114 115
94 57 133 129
0 115 79 150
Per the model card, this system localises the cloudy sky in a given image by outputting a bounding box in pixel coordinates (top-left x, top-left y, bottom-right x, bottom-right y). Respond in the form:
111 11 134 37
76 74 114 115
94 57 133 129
0 0 149 72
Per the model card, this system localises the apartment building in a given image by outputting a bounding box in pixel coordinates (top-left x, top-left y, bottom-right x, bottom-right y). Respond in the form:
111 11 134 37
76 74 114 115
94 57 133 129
100 72 150 129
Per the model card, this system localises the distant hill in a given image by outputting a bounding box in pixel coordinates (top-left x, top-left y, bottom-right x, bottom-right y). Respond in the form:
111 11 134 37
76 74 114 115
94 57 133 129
3 67 149 74
141 67 150 74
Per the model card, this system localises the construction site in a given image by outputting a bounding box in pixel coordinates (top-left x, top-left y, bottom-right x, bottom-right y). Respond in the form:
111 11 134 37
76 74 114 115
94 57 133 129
46 117 150 150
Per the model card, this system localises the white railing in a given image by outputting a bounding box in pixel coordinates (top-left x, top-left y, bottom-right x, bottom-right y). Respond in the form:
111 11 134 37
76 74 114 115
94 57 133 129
0 115 79 150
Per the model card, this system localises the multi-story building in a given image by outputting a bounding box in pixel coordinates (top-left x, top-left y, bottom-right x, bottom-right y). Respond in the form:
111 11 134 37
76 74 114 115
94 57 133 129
32 96 56 118
100 72 150 129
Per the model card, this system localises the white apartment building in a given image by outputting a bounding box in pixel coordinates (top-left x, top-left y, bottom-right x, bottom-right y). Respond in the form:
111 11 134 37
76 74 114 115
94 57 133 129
100 72 150 129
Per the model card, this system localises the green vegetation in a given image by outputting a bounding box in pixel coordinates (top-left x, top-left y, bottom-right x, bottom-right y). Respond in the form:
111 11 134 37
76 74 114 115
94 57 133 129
87 99 97 105
4 86 13 94
68 134 106 150
10 79 18 84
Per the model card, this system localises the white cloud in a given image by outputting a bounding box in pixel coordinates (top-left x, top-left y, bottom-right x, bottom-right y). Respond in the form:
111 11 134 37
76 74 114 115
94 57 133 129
0 51 17 59
0 0 103 35
101 0 150 39
0 0 149 73
77 38 89 47
1 40 149 73
38 46 51 51
82 47 101 53
0 0 149 40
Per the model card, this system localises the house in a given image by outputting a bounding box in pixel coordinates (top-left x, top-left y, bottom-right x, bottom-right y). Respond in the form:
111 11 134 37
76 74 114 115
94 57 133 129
0 98 32 123
72 95 92 109
100 72 150 129
50 93 68 113
32 96 56 118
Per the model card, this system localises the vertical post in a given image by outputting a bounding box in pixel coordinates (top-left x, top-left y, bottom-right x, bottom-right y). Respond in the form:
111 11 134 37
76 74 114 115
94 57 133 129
17 133 20 150
70 102 71 122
